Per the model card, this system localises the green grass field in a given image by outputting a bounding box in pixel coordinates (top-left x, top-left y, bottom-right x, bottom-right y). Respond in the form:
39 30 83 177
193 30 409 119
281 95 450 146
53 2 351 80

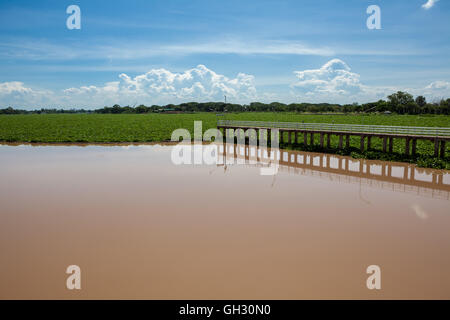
0 113 449 168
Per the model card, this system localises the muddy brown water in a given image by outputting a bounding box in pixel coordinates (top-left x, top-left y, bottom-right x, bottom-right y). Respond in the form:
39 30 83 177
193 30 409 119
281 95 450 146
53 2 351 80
0 143 449 299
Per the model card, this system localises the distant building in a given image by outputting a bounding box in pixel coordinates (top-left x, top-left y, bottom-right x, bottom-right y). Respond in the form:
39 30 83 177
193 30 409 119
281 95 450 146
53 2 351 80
157 108 176 113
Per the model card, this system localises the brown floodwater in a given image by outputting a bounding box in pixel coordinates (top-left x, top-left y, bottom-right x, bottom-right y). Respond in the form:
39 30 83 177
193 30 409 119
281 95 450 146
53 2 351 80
0 143 449 299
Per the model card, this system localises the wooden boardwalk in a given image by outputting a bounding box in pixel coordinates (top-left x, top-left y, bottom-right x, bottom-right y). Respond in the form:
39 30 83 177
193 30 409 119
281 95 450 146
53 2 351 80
217 120 450 157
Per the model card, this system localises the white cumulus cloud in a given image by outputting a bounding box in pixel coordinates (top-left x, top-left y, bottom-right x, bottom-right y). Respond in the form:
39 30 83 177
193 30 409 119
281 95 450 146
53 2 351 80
418 80 450 101
290 59 450 103
0 81 55 107
62 64 257 106
425 80 450 91
289 59 384 103
291 59 362 96
422 0 439 10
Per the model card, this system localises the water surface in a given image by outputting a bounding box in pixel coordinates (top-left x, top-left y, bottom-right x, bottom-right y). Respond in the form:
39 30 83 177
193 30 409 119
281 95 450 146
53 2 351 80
0 144 449 299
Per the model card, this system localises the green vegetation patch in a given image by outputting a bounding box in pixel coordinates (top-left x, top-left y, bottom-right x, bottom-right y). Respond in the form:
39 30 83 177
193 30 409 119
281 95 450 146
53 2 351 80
0 113 449 169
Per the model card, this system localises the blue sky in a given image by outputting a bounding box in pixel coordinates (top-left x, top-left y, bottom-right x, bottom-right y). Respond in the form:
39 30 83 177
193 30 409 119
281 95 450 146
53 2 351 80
0 0 449 108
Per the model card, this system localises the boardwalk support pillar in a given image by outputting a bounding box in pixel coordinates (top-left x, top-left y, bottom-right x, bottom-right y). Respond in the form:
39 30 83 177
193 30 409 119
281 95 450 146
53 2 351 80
383 136 387 152
405 137 411 156
440 141 446 158
434 139 439 157
360 136 365 152
339 135 343 149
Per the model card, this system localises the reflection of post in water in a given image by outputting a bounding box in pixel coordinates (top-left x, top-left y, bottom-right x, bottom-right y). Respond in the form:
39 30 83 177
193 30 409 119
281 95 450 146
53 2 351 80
218 141 450 200
220 127 280 175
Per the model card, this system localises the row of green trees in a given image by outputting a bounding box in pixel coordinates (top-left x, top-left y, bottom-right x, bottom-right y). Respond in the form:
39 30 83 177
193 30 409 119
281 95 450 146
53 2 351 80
1 91 449 115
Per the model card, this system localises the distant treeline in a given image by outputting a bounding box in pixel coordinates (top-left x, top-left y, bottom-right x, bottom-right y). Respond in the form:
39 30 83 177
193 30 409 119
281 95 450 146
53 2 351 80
1 91 449 115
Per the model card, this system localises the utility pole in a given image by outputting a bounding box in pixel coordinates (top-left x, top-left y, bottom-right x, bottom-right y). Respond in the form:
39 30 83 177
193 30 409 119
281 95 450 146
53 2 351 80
224 95 227 104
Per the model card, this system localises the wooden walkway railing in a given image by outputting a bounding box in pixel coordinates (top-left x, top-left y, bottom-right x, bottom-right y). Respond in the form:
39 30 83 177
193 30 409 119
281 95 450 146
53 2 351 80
217 120 450 157
217 120 450 136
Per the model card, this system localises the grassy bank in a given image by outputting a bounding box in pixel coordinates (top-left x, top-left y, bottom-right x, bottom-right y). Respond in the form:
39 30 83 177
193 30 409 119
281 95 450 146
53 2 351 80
0 113 449 168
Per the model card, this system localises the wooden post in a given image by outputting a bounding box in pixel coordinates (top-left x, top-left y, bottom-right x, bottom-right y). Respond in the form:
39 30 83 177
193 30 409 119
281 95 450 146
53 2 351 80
304 132 308 146
367 136 372 149
412 139 417 156
320 133 324 147
360 136 365 152
223 138 227 164
382 136 387 152
288 131 292 144
339 135 343 149
327 134 331 148
410 167 415 180
389 137 393 153
295 132 298 144
434 139 439 157
310 133 314 146
280 131 284 143
269 129 273 145
405 137 410 156
440 141 446 158
346 135 350 148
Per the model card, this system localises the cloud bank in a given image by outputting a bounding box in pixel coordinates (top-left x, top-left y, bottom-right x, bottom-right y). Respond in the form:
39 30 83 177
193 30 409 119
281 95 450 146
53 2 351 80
0 62 449 108
63 64 257 106
0 65 257 108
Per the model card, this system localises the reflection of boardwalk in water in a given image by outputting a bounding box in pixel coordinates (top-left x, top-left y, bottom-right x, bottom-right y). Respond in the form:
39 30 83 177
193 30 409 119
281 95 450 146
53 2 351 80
217 143 450 200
